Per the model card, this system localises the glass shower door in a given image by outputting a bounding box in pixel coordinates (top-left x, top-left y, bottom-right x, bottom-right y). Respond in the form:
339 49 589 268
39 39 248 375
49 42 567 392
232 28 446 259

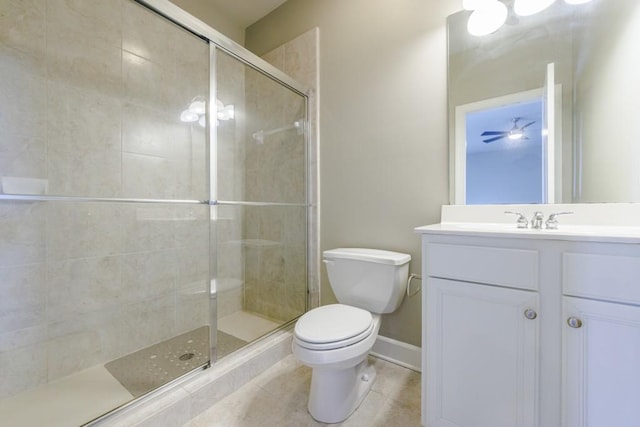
0 1 210 425
213 49 308 358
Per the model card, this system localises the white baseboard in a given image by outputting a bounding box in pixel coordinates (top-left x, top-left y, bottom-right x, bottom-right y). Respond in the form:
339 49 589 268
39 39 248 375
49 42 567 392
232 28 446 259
370 335 421 372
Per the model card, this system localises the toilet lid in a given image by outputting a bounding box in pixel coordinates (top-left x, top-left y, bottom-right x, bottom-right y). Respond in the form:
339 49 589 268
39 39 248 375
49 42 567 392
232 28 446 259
295 304 373 345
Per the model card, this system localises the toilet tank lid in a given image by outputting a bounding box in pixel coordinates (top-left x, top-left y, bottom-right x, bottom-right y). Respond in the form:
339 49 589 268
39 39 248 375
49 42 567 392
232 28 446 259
323 248 411 265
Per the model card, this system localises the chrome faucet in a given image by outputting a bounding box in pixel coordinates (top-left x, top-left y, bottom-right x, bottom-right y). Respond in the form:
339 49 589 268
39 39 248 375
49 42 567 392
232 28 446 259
545 212 574 230
531 211 544 229
504 211 529 229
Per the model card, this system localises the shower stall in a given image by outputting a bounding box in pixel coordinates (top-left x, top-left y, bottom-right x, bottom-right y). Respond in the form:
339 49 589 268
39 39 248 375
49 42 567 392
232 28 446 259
0 1 309 425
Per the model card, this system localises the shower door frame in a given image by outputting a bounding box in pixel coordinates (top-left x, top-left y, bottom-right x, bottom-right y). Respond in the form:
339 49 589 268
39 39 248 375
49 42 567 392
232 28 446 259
137 0 307 98
137 0 312 361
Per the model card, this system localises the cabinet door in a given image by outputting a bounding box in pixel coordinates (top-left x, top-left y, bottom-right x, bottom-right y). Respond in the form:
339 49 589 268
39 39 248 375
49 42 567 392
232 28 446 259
425 278 539 427
563 297 640 427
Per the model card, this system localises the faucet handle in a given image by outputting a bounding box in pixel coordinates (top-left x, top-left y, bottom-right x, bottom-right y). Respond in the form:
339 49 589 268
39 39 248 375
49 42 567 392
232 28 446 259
504 211 529 229
545 212 574 230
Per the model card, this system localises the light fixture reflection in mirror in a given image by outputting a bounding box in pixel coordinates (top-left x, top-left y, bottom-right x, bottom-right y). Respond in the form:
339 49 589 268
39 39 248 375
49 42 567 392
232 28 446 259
450 0 640 204
466 0 595 35
467 0 508 36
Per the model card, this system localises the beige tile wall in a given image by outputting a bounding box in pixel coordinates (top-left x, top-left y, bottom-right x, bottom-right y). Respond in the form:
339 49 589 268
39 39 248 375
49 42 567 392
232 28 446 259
241 28 319 321
0 202 211 398
214 37 313 324
0 0 210 399
1 0 208 200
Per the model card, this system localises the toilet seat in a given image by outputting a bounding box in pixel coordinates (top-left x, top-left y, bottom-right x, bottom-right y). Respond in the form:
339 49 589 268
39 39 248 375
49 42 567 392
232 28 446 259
294 304 374 351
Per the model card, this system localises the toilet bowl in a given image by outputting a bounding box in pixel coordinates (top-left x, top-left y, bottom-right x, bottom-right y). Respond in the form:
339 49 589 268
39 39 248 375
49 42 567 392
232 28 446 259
292 248 410 423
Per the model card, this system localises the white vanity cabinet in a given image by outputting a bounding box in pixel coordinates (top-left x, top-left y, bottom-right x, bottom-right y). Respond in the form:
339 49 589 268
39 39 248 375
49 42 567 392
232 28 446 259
417 227 640 427
422 238 542 427
427 277 539 427
562 250 640 427
563 297 640 427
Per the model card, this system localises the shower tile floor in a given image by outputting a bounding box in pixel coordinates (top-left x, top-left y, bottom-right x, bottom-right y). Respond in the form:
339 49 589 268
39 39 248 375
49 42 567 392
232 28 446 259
184 354 422 427
216 331 249 358
105 326 210 397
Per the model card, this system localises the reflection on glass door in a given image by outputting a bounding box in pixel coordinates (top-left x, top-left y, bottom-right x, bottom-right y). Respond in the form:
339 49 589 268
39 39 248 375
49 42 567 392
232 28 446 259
213 49 308 359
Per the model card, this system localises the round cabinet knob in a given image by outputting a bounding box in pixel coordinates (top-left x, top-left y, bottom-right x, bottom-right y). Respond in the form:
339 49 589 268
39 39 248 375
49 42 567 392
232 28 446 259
524 309 537 320
567 317 583 328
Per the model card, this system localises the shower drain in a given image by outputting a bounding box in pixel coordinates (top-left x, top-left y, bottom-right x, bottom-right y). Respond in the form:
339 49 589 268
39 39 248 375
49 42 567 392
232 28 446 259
105 326 209 397
179 352 195 361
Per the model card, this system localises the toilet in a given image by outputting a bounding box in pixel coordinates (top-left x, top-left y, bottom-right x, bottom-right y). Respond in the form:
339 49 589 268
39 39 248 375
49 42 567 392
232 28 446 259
292 248 411 423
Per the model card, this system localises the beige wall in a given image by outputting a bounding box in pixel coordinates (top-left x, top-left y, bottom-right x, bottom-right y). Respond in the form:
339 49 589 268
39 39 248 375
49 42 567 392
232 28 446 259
170 0 246 44
246 0 459 347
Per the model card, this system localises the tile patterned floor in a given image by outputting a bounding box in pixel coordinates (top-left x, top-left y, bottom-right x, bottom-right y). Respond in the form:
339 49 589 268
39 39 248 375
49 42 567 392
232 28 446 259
184 354 421 427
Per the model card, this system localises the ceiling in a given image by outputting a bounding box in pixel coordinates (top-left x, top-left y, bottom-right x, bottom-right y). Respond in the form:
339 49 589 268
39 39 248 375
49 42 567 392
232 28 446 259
207 0 288 28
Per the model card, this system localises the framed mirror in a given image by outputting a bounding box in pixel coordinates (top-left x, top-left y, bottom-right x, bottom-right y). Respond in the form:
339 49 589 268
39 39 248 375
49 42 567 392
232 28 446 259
448 0 640 204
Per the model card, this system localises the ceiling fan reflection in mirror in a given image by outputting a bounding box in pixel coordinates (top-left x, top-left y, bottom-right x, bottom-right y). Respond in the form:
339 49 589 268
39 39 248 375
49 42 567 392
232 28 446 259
481 117 536 143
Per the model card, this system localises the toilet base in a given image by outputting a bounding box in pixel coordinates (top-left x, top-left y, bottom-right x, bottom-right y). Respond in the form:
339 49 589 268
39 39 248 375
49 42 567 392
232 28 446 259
307 357 377 424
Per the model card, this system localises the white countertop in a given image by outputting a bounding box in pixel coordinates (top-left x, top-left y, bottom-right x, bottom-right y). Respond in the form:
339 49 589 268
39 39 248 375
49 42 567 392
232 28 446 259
415 203 640 244
415 222 640 244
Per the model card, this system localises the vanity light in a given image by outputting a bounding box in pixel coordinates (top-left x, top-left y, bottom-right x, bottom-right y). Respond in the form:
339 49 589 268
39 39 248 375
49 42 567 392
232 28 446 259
514 0 556 16
468 0 592 37
467 0 508 36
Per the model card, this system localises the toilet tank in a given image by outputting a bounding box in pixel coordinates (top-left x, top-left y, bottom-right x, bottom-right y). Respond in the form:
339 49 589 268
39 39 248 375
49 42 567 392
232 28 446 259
323 248 411 314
